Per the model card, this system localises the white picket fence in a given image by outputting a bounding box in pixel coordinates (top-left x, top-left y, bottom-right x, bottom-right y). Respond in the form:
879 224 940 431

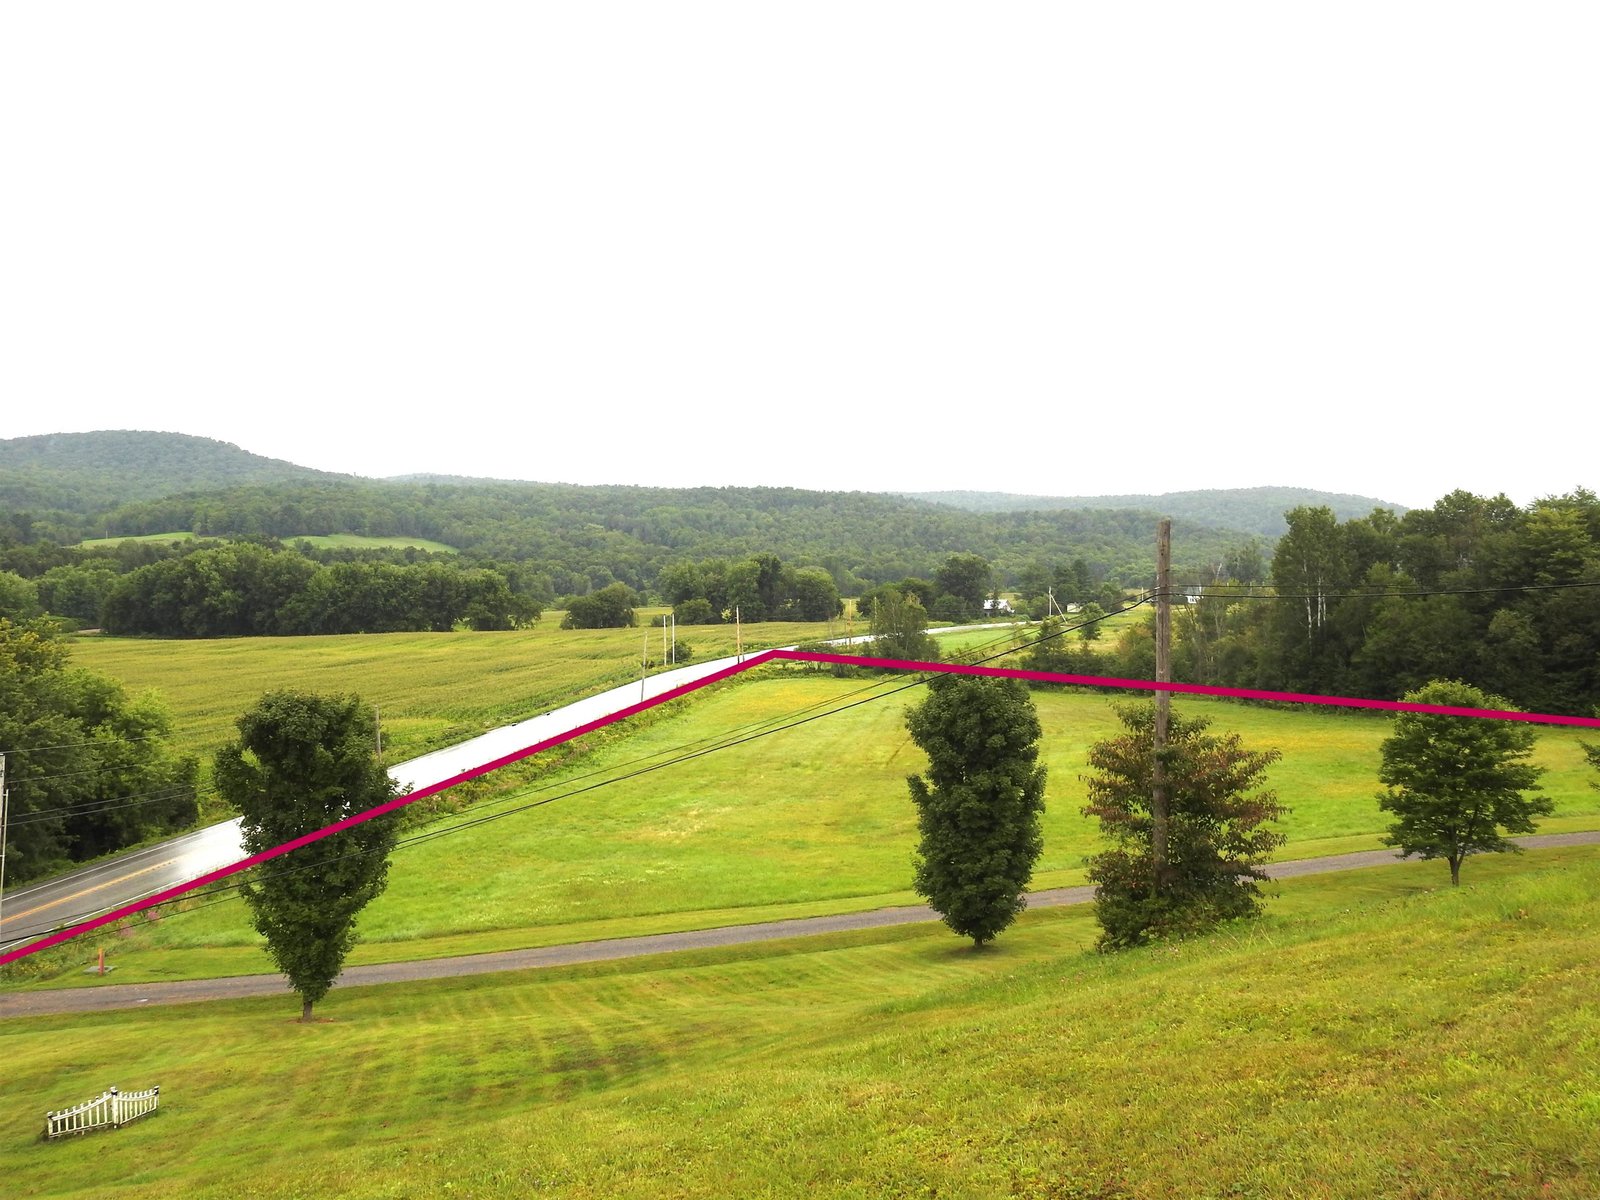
45 1085 160 1139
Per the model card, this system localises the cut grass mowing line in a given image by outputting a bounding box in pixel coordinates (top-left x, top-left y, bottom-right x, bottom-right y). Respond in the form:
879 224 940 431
3 852 1600 1199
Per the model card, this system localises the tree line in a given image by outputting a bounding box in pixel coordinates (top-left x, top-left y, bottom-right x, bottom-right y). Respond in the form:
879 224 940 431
23 476 1252 596
97 544 541 637
0 619 199 884
1076 489 1600 716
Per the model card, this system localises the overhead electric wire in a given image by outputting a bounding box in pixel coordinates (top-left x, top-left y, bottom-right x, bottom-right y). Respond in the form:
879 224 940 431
5 786 205 828
0 730 179 757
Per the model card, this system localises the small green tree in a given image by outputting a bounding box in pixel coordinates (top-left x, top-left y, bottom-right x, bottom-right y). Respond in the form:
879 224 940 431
1082 704 1284 950
214 690 402 1021
905 675 1047 948
868 590 938 662
1377 680 1551 885
1076 602 1108 642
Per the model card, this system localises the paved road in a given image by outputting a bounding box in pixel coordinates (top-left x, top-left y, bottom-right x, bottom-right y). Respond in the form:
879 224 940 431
5 831 1596 1018
0 647 801 952
0 624 1021 952
0 821 246 948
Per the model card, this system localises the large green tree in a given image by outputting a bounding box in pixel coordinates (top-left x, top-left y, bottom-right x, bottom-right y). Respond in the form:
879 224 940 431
1376 680 1551 885
1081 704 1284 950
214 691 402 1021
0 618 197 881
933 553 992 620
904 674 1047 948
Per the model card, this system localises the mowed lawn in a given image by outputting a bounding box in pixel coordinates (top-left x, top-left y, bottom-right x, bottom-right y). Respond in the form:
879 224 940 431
3 850 1599 1199
65 617 857 763
22 668 1600 987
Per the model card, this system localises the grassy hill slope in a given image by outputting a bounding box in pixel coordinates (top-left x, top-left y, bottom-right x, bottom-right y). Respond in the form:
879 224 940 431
27 656 1600 987
3 849 1598 1198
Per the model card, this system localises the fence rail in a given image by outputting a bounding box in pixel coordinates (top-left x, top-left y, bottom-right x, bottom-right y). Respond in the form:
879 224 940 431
45 1085 160 1139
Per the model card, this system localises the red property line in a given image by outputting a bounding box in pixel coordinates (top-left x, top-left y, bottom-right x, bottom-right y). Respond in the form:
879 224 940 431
4 648 1596 968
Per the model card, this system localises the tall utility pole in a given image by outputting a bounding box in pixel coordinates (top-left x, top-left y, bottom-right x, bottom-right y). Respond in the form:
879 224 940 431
1152 519 1172 888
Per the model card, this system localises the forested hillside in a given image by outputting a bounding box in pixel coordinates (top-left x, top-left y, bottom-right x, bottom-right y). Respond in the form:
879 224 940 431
90 479 1256 595
0 431 346 539
1 432 1268 593
907 486 1408 536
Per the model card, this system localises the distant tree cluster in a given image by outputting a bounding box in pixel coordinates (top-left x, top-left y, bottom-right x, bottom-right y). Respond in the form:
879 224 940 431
0 618 199 883
853 554 996 623
100 544 539 636
657 553 842 625
561 582 638 629
1088 490 1600 716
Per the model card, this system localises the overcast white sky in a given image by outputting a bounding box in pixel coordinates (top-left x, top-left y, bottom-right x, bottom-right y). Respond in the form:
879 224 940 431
3 4 1595 510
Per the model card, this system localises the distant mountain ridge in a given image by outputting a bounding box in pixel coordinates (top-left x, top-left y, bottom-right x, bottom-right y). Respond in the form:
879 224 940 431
903 487 1408 537
0 430 349 514
4 432 1407 591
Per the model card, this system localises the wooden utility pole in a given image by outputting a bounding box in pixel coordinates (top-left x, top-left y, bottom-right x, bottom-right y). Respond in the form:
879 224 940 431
1152 518 1172 888
0 752 9 947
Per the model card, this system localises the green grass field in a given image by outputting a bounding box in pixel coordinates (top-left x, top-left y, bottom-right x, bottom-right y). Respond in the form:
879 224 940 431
76 531 199 547
67 617 862 764
76 532 459 553
4 848 1599 1199
17 664 1599 990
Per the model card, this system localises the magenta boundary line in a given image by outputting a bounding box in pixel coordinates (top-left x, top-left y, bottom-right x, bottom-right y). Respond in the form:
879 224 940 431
770 651 1600 729
4 645 1594 968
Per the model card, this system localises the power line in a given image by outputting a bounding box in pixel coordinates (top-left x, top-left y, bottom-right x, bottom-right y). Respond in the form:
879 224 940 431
5 786 203 829
0 731 179 757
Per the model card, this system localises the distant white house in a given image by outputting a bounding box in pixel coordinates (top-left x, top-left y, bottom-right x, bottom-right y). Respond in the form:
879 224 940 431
982 598 1014 614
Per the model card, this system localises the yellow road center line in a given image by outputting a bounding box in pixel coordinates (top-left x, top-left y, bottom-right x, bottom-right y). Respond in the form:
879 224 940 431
3 858 179 923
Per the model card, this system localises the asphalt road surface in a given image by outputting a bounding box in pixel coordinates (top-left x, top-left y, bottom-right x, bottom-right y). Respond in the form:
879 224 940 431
4 831 1596 1018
